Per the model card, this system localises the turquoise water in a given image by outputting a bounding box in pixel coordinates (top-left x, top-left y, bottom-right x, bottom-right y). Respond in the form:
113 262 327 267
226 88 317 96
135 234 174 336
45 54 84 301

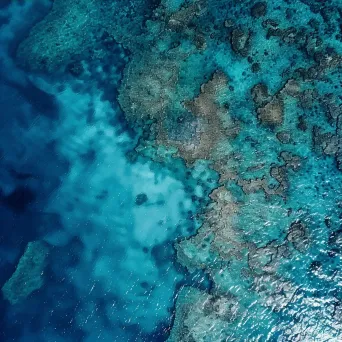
1 0 342 341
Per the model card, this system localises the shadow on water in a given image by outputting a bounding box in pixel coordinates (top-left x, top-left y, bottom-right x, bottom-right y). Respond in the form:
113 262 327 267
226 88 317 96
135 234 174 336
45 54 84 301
4 79 58 117
1 186 36 213
0 0 11 10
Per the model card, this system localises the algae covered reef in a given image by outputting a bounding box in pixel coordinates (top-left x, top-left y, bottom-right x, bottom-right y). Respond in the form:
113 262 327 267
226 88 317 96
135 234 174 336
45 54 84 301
1 0 342 341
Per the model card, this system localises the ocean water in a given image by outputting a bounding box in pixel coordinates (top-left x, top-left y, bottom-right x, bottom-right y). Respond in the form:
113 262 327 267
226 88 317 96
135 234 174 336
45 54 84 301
1 0 342 341
0 2 214 341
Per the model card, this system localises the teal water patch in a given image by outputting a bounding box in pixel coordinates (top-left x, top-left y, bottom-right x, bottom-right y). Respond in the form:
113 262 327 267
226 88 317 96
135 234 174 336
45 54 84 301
0 74 215 341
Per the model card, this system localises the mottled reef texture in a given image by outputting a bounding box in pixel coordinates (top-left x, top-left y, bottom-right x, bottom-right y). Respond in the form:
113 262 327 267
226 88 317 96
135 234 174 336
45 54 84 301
16 0 342 340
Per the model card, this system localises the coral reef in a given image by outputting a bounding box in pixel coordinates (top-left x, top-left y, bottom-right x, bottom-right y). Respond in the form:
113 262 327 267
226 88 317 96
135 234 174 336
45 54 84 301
15 0 155 72
7 0 342 340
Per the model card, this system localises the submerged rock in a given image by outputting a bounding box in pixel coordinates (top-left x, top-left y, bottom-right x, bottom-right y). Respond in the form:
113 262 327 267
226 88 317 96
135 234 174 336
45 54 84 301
135 193 148 205
230 28 251 57
251 83 271 107
251 2 267 18
2 241 49 305
257 97 284 127
276 131 292 144
248 243 278 274
286 221 309 253
168 287 239 342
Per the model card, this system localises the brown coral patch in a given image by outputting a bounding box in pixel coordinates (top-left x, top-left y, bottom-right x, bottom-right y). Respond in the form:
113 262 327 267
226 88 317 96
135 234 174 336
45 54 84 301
176 186 242 272
286 220 309 253
167 1 204 31
201 186 242 260
237 151 301 199
251 80 301 128
251 83 271 107
257 97 284 127
156 71 238 164
230 28 251 57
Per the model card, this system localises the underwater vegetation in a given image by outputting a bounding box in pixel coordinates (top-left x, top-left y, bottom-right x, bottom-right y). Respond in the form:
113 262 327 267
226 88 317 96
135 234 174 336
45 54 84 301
1 0 342 341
